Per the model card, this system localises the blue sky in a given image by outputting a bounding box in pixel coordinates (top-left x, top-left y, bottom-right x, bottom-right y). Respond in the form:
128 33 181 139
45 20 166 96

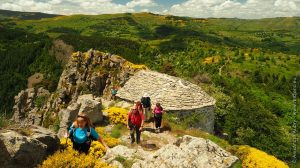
1 0 299 19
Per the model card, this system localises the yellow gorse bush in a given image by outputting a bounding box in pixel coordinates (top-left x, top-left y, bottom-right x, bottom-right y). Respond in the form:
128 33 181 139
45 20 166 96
123 61 147 70
104 136 121 148
202 56 221 65
39 127 120 168
104 107 128 125
236 145 288 168
39 138 110 168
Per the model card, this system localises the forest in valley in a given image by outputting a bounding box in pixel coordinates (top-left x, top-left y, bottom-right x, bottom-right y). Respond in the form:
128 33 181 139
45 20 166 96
0 10 299 164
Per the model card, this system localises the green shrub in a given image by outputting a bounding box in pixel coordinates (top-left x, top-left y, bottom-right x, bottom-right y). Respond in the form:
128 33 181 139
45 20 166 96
110 124 124 138
115 155 134 168
0 115 8 128
34 95 48 108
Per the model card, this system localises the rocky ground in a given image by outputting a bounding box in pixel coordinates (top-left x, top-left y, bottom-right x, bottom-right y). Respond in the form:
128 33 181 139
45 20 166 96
103 124 238 168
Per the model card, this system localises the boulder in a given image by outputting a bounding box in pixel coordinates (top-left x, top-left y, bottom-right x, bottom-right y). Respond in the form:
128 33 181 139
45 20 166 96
57 95 103 137
77 94 103 123
30 126 60 153
131 135 238 168
103 145 151 164
57 102 80 138
0 126 59 168
114 100 133 109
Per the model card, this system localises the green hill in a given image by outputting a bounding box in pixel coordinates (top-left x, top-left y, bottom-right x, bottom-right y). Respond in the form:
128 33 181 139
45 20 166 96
0 11 299 166
0 9 60 20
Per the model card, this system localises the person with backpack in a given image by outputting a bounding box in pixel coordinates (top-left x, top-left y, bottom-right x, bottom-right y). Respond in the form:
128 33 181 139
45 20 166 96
136 101 144 115
141 93 151 122
153 103 163 133
127 103 144 144
68 112 108 154
111 86 118 100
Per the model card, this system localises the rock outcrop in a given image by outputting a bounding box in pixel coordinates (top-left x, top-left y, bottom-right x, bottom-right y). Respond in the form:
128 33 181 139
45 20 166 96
12 49 145 131
132 135 238 168
104 135 237 168
0 126 59 168
12 87 50 125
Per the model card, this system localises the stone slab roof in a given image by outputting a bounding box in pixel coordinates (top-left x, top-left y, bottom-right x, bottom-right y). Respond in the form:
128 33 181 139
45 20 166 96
117 70 216 111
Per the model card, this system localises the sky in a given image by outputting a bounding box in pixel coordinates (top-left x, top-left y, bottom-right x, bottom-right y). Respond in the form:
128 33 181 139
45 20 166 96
0 0 300 19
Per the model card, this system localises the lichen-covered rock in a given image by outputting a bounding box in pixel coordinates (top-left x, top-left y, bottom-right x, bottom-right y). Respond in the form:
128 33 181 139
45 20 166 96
12 87 50 125
0 126 59 168
102 145 151 165
57 102 80 137
57 94 103 138
131 135 238 168
77 94 102 123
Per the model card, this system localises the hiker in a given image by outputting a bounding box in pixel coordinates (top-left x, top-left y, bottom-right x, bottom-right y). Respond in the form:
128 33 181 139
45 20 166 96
68 112 108 154
136 101 144 114
141 93 151 122
127 103 144 144
111 86 118 100
153 103 163 133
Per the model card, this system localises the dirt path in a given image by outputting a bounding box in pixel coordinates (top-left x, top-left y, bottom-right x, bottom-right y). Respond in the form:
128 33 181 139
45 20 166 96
27 73 43 88
118 121 177 151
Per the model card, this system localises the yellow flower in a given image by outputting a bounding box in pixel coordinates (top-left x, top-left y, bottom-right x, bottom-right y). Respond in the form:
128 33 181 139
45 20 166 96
39 128 120 168
104 137 121 148
104 107 128 125
236 145 288 168
123 61 147 70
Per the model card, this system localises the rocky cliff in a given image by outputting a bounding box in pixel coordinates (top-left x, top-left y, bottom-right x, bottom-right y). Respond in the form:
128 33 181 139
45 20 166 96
12 49 146 135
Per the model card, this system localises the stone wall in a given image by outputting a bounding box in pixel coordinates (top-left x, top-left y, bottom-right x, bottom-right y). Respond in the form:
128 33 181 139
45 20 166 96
168 105 215 134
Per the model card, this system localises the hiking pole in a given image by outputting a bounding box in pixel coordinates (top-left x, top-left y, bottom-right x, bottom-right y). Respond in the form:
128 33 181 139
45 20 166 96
153 113 155 132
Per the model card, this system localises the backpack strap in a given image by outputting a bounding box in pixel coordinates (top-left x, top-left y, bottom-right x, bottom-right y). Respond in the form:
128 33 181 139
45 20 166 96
86 127 91 137
69 125 76 142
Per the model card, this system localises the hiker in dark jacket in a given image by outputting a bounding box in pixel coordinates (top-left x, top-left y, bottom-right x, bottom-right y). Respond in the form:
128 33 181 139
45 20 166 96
141 93 151 121
127 103 144 144
68 112 108 153
153 103 163 133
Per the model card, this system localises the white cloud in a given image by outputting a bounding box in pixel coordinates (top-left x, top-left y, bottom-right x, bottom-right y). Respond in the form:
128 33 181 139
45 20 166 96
0 0 148 14
126 0 156 8
168 0 300 19
0 0 299 18
0 0 52 13
49 0 62 5
1 3 23 11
